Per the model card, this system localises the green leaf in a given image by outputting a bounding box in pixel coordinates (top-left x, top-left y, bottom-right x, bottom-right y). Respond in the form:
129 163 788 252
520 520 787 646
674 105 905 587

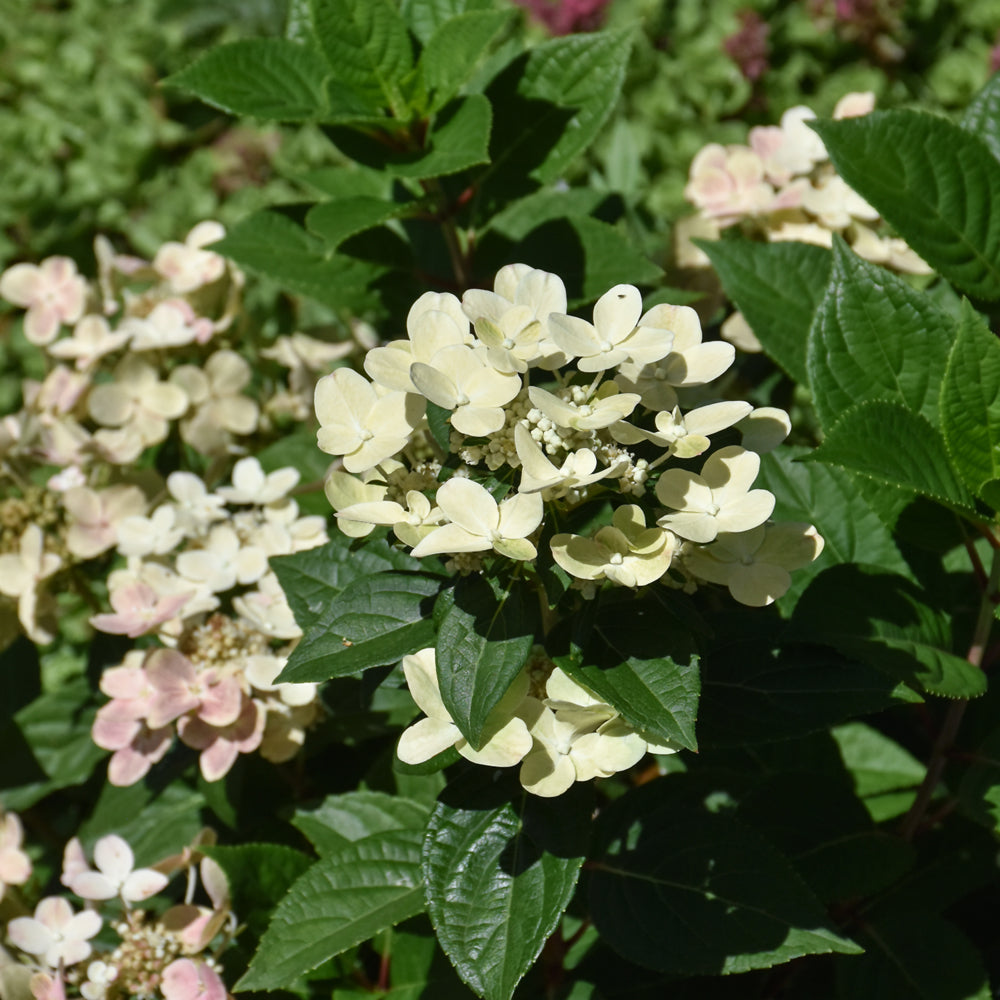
959 72 1000 163
401 0 493 45
806 399 978 518
310 0 414 115
299 165 390 200
329 93 492 179
757 447 912 610
206 843 313 941
698 239 831 384
836 911 991 1000
211 211 388 313
789 565 987 699
0 678 104 810
484 29 632 198
485 188 605 241
423 774 590 1000
420 10 514 111
271 537 425 635
164 39 333 121
307 196 416 249
568 216 664 302
278 572 440 683
558 595 700 751
78 783 206 868
957 726 1000 832
434 576 535 749
293 791 430 856
940 300 1000 508
237 829 425 990
590 787 862 975
811 111 1000 299
832 722 926 798
807 238 955 427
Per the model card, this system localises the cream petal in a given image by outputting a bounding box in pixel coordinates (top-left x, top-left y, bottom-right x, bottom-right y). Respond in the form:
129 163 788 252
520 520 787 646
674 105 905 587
401 648 448 719
593 284 642 343
436 478 498 535
459 717 532 767
728 563 791 607
716 490 775 533
397 717 460 764
702 446 760 501
655 469 713 512
658 510 719 544
0 263 42 306
497 491 543 539
364 342 416 392
519 748 577 797
547 313 600 359
409 361 459 410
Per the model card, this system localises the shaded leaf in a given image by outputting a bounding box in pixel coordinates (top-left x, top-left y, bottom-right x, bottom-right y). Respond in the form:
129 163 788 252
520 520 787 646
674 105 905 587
293 791 430 856
307 196 417 249
699 238 831 384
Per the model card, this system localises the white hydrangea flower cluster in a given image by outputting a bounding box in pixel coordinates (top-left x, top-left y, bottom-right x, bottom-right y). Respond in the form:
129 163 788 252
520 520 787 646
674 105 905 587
676 92 930 352
4 827 233 1000
316 263 823 606
397 646 679 797
0 223 354 649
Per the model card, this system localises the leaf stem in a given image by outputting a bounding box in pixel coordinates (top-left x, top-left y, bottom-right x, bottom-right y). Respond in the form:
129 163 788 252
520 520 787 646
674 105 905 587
897 541 1000 840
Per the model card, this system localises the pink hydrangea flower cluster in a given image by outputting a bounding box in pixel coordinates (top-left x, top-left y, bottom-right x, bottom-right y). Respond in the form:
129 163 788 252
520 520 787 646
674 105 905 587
4 830 233 1000
678 92 930 277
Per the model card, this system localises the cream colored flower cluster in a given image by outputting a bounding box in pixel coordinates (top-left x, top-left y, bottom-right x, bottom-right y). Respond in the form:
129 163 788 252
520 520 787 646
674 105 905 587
317 263 822 608
677 92 929 352
397 646 679 797
4 827 233 1000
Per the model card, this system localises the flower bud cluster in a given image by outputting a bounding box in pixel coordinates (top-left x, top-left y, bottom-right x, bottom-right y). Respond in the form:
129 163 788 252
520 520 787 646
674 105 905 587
676 92 930 351
3 828 233 1000
317 264 823 608
398 646 678 797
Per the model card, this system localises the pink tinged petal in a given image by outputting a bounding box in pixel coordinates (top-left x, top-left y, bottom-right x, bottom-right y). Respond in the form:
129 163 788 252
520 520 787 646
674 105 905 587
7 916 54 956
0 849 31 885
36 896 74 931
121 867 169 902
198 679 243 727
70 872 119 901
25 305 62 345
93 834 133 882
55 937 92 968
64 908 102 944
198 739 240 783
145 650 200 727
162 959 227 1000
92 713 142 750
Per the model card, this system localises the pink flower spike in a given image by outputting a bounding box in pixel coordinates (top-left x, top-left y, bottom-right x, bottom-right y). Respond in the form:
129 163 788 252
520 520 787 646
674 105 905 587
70 834 169 903
162 959 228 1000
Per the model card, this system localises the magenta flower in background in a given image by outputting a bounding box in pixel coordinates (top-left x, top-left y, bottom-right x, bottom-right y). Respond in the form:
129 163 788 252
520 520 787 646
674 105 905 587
511 0 610 35
723 10 771 82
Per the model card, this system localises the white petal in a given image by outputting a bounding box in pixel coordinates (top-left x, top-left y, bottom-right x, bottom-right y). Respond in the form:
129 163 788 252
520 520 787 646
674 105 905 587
397 717 460 764
435 478 498 536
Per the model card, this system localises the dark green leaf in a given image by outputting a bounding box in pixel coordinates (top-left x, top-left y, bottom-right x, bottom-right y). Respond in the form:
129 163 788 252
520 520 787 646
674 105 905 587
271 537 425 634
836 911 991 1000
237 829 425 990
807 238 954 427
959 71 1000 163
279 573 440 683
307 196 417 249
812 111 1000 299
420 10 515 111
485 188 605 241
590 787 861 975
0 678 104 810
293 791 430 856
212 211 388 312
483 29 632 204
164 39 333 121
940 300 1000 508
206 843 313 940
957 726 1000 832
699 239 831 384
423 774 590 1000
832 722 926 798
806 399 978 518
310 0 414 115
401 0 493 45
558 596 700 751
434 576 535 749
789 565 987 699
